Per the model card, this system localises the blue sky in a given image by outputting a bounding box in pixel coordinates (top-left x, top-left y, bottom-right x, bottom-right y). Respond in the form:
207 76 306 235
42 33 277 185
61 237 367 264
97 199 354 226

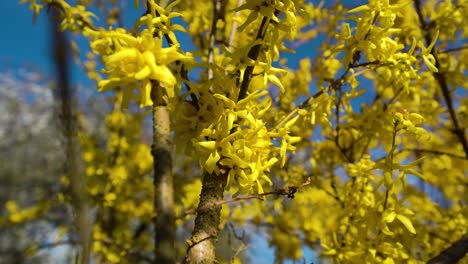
0 0 367 83
0 2 53 74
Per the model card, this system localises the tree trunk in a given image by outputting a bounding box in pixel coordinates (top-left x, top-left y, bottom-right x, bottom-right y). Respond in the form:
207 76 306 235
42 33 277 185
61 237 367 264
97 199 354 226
184 172 228 263
50 9 91 264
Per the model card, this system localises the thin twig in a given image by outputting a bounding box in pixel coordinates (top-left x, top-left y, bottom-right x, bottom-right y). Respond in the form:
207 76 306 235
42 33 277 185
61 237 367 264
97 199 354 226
226 223 250 262
350 60 381 68
438 45 468 54
147 2 175 262
228 0 243 49
274 89 325 129
181 178 311 217
402 148 466 160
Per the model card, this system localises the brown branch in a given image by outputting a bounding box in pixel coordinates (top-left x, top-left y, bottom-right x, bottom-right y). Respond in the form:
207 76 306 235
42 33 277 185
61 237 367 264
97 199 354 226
349 60 381 68
237 15 271 101
207 0 227 80
414 0 468 159
144 2 182 262
439 45 468 54
184 171 229 263
185 7 278 264
49 8 91 264
402 148 466 160
182 178 311 217
427 233 468 264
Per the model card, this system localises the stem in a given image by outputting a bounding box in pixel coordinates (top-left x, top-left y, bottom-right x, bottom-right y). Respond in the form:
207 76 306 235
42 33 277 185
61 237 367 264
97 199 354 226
439 45 468 54
181 178 311 217
50 8 90 264
185 7 273 264
151 82 175 262
237 15 270 101
383 121 399 211
273 85 326 129
147 2 176 262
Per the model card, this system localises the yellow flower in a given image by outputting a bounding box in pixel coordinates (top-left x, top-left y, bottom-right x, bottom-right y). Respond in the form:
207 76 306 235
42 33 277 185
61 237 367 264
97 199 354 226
92 29 192 107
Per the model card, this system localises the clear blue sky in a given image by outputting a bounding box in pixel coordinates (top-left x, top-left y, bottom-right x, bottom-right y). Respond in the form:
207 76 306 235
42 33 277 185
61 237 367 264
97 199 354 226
0 1 53 74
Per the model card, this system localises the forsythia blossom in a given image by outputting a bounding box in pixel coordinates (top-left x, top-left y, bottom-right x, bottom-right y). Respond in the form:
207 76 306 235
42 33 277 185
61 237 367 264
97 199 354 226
91 29 192 108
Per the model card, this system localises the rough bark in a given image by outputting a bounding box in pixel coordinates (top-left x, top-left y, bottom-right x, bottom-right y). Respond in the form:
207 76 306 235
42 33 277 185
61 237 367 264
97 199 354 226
184 172 228 264
151 83 175 263
184 2 268 263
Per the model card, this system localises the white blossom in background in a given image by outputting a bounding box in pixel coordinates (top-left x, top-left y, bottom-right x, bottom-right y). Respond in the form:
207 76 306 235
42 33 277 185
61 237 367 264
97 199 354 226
0 69 54 145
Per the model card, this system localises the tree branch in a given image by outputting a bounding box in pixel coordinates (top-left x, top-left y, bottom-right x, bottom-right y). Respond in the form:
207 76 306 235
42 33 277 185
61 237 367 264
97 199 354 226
49 8 91 264
237 15 271 101
439 45 468 54
185 7 276 263
427 233 468 264
182 178 311 217
414 0 468 159
402 148 466 160
150 80 175 262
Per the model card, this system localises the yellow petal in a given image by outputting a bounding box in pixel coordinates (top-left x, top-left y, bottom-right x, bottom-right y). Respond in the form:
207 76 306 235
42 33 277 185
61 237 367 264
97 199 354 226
151 65 176 88
142 50 158 73
256 179 264 194
138 80 153 107
197 141 217 151
98 78 121 92
205 151 221 174
288 136 302 144
396 214 416 234
214 94 236 109
226 111 237 131
238 12 259 32
427 29 439 52
135 65 151 80
348 4 370 13
384 211 396 223
268 74 285 93
423 55 438 72
285 115 299 129
266 157 278 168
106 48 138 64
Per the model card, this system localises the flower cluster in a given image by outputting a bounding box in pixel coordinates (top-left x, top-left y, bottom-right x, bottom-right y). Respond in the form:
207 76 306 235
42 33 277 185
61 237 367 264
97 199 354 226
90 28 192 107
